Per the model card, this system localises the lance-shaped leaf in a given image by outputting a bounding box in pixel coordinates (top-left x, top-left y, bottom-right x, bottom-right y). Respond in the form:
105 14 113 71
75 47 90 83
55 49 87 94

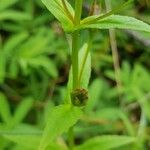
3 134 41 149
3 134 64 150
79 43 91 89
76 15 150 33
0 10 32 21
0 93 11 124
75 135 136 150
39 104 82 150
42 0 74 31
0 0 19 10
10 97 34 127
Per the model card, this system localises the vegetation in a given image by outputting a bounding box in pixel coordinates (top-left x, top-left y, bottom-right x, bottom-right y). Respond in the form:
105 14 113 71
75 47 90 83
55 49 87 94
0 0 150 150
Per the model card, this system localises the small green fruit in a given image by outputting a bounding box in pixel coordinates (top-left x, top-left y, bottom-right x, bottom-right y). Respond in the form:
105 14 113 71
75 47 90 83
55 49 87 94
71 88 88 107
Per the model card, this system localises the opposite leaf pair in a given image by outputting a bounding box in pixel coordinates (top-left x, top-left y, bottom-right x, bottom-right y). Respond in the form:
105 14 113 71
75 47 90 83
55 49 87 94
42 0 150 33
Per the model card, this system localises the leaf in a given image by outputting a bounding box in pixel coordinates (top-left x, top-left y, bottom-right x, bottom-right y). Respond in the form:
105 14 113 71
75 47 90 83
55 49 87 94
77 15 150 33
39 104 82 150
44 144 64 150
85 79 102 113
27 56 58 78
11 97 34 127
0 0 19 10
84 0 133 24
41 0 74 31
0 10 32 21
0 93 11 124
75 135 136 150
79 43 91 89
11 144 62 150
0 32 28 82
0 22 24 32
18 32 49 58
0 51 6 83
11 145 30 150
3 133 63 150
143 99 150 121
3 32 29 55
8 58 19 78
3 134 41 149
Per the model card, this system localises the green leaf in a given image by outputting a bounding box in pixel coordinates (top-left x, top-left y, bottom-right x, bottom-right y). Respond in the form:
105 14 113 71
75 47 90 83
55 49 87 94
143 100 150 121
0 32 28 82
8 58 19 78
79 43 91 89
3 134 41 149
0 51 6 83
0 10 32 21
27 56 58 78
11 143 62 150
1 125 42 149
84 0 133 24
44 144 64 150
11 97 34 127
0 93 11 124
77 15 150 33
39 104 82 150
17 32 49 58
85 79 102 113
0 0 19 10
75 135 136 150
3 32 29 55
41 0 74 31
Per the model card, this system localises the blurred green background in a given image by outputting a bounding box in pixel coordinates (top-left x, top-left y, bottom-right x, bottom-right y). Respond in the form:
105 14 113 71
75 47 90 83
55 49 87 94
0 0 150 149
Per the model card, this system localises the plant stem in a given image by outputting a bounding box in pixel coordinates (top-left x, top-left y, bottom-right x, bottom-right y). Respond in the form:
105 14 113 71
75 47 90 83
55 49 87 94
72 31 79 89
69 1 83 150
74 0 83 25
68 127 74 150
105 0 122 104
72 0 83 89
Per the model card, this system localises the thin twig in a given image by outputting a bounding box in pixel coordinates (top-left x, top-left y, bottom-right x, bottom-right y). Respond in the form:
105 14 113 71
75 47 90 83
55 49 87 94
105 0 123 104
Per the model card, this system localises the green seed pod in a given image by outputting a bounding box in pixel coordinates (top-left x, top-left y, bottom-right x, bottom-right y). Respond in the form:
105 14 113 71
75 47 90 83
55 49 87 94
71 88 88 107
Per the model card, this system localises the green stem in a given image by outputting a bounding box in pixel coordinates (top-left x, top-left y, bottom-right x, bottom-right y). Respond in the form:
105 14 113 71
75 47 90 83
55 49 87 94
69 1 83 150
72 31 79 89
72 0 83 89
68 127 74 150
74 0 83 25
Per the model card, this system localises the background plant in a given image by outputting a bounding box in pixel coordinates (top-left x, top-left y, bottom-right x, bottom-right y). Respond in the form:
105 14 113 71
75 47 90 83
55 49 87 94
0 0 150 150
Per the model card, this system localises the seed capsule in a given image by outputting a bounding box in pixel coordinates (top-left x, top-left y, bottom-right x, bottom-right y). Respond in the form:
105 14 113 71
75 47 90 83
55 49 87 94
71 88 88 107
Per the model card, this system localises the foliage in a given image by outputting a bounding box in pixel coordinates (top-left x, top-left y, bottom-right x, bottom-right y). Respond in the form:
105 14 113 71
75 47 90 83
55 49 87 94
0 0 150 150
